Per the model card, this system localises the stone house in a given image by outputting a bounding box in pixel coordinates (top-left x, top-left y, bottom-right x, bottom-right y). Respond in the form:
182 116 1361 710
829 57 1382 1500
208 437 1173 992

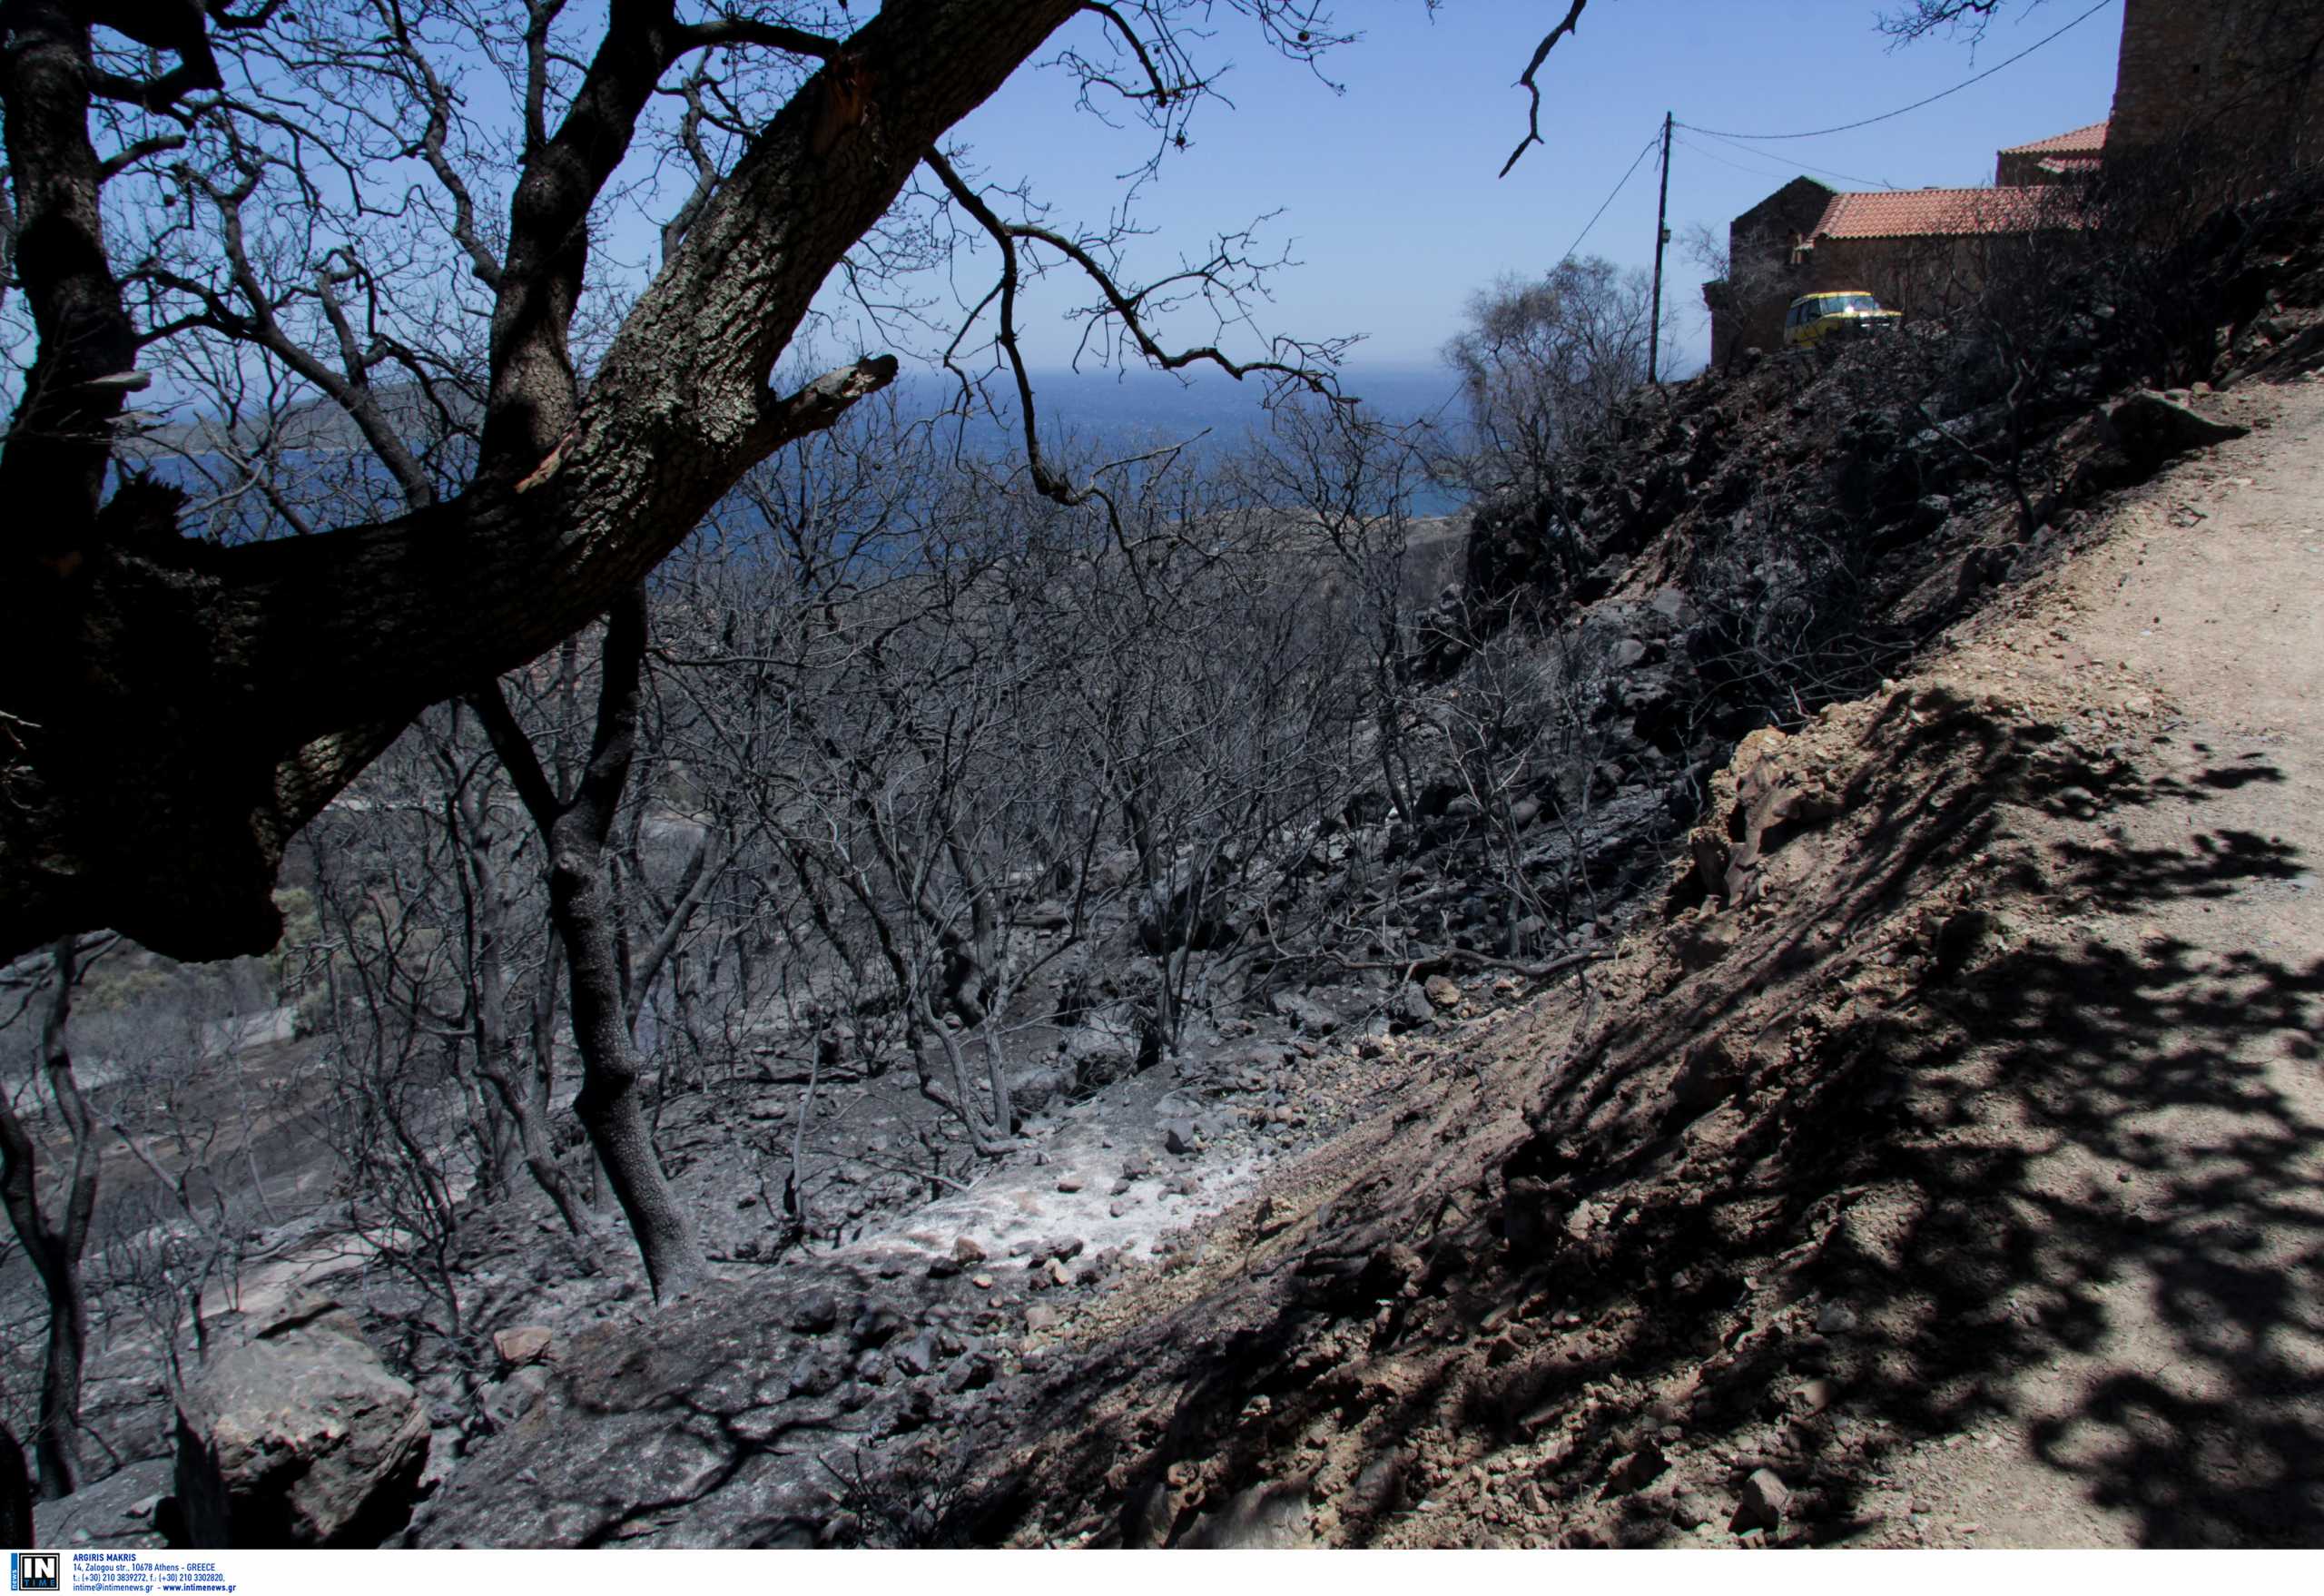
1703 0 2323 365
1702 179 2082 366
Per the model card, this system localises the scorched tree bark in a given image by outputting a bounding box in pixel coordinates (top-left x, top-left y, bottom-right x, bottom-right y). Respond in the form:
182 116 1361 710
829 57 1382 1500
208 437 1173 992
0 0 1083 961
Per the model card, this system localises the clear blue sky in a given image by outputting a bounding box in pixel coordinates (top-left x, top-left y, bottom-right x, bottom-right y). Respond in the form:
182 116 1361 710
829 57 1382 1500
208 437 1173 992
922 0 2124 378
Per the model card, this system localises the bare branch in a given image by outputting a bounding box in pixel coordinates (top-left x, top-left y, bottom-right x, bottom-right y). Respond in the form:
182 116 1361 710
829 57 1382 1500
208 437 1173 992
1499 0 1590 179
924 145 1344 514
678 17 842 59
1078 3 1172 102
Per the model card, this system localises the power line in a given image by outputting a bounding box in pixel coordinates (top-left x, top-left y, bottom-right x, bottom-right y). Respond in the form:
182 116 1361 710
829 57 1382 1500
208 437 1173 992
1555 127 1665 269
1676 130 1901 192
1679 0 2116 142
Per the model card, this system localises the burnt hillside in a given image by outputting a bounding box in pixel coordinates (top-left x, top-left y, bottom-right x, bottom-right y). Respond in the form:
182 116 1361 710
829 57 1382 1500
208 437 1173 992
376 180 2324 1550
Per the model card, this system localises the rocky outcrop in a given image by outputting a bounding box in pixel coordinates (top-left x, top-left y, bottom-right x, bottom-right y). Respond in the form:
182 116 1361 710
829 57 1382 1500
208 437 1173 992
1059 1010 1147 1090
1178 1477 1318 1549
2100 389 2250 473
172 1300 430 1548
32 1457 173 1551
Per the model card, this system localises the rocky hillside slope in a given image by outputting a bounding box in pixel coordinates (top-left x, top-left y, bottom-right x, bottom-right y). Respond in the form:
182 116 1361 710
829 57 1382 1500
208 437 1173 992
385 180 2324 1547
42 178 2320 1552
932 375 2323 1548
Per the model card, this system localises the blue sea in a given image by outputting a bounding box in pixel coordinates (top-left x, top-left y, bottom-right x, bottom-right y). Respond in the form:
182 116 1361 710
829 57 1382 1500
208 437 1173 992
921 361 1472 515
130 361 1475 540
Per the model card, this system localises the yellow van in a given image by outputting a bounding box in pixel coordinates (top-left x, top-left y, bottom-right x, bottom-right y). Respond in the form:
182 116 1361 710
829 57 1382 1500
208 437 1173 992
1784 291 1903 348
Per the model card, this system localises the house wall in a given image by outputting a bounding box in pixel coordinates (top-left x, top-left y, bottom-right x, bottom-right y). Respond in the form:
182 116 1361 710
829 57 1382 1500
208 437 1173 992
1807 236 1993 320
2112 0 2324 166
1994 150 2049 186
1706 178 1834 364
1994 149 2094 185
1707 232 1986 366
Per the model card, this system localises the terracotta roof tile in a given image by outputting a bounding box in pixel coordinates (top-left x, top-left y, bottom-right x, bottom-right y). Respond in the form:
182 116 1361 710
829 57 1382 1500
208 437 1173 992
1998 119 2110 157
1812 185 2082 241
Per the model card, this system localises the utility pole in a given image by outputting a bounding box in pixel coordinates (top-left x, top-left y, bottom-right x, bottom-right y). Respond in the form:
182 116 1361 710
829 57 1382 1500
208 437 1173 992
1649 109 1673 384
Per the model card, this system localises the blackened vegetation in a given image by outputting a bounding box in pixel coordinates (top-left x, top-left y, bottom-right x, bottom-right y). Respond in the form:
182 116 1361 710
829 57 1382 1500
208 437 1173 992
919 172 2324 1550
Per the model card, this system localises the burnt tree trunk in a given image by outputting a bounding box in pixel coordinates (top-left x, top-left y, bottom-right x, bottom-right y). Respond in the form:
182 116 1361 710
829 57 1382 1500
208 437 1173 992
0 1419 28 1546
476 588 708 1301
454 776 594 1240
0 938 97 1499
0 0 1087 964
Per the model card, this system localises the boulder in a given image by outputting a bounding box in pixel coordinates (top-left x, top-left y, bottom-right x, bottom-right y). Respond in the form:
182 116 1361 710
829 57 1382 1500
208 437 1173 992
1060 1019 1139 1089
787 1291 841 1335
1267 990 1342 1036
173 1303 430 1547
1178 1477 1316 1549
1729 1467 1790 1532
1391 982 1435 1029
1423 974 1462 1011
1164 1119 1199 1157
31 1456 173 1552
849 1302 910 1350
479 1364 550 1432
1669 1035 1747 1115
2101 390 2249 475
1603 1443 1668 1494
1005 1061 1072 1118
490 1325 553 1369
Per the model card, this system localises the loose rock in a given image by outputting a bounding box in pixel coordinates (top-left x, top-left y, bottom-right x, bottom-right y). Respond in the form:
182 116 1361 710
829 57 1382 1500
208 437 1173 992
1730 1468 1791 1533
174 1304 430 1548
490 1326 553 1370
788 1293 841 1335
2102 389 2250 473
1604 1443 1668 1494
894 1331 940 1378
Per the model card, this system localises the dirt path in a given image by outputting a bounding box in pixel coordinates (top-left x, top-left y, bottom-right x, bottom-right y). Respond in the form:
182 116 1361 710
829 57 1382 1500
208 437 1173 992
1884 380 2324 1546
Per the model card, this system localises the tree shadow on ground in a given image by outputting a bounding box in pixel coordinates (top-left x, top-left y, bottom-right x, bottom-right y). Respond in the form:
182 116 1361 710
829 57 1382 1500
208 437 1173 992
1803 898 2324 1544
